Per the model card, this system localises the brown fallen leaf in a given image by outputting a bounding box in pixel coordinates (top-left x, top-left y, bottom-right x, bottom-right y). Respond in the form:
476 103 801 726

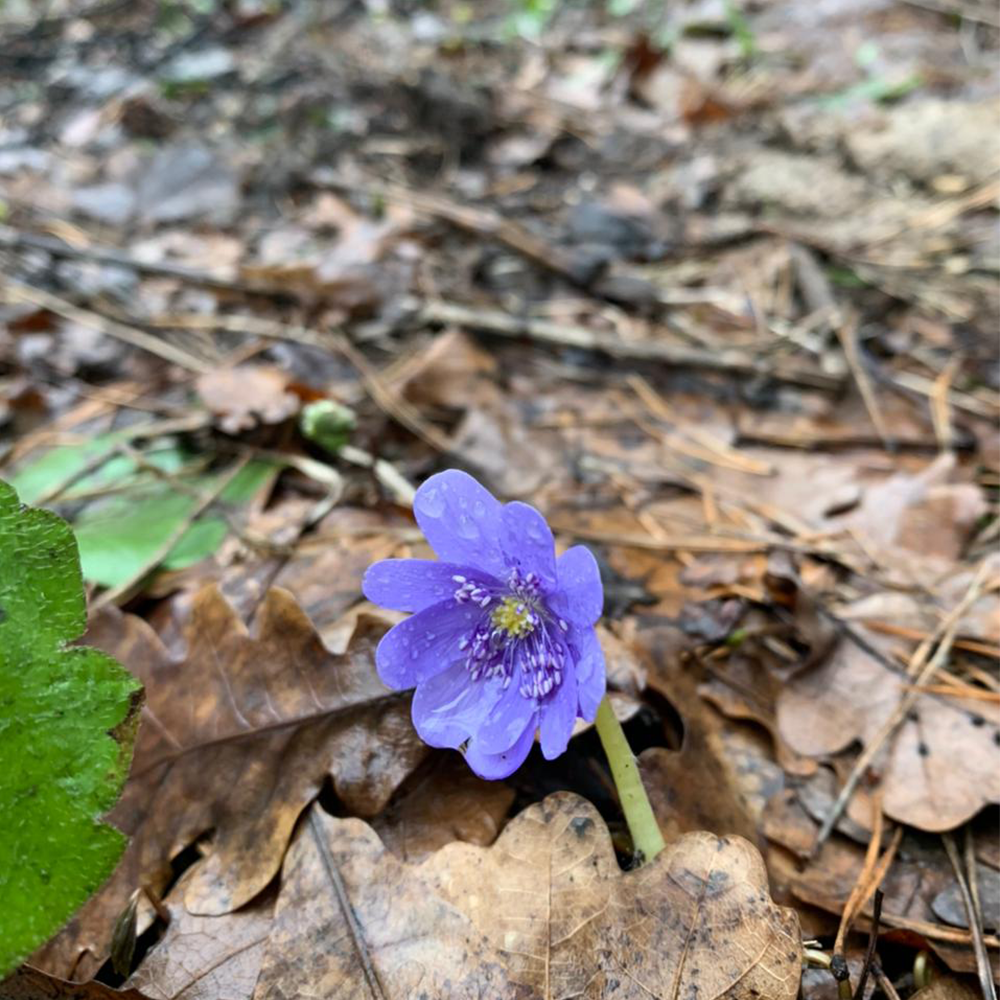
911 974 984 1000
764 791 999 979
35 586 427 979
371 754 515 863
254 806 517 999
637 626 782 848
196 365 300 435
126 875 275 1000
775 614 1000 831
417 792 802 999
699 652 820 778
0 969 149 999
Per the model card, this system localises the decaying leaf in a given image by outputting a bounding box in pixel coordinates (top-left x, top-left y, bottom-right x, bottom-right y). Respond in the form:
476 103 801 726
638 630 783 848
0 968 150 999
254 807 517 999
196 366 300 434
126 875 275 1000
775 614 1000 831
371 755 515 863
418 792 802 999
35 586 427 979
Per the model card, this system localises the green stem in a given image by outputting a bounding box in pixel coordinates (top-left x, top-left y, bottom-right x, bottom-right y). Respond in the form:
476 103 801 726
594 695 665 864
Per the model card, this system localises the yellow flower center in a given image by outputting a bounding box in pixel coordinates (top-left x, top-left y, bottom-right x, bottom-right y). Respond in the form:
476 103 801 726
491 596 535 638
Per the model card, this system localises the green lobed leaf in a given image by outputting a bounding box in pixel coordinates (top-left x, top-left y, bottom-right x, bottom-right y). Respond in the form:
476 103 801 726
0 479 142 978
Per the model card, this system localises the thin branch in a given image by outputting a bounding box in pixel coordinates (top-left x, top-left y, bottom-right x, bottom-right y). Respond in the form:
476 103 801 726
308 808 387 1000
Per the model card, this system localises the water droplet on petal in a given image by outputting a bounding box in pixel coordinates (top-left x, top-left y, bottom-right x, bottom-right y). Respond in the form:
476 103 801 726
473 499 486 518
456 514 479 539
416 486 445 518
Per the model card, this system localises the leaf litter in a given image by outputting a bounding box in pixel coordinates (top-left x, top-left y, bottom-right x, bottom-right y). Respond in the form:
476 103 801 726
1 0 998 996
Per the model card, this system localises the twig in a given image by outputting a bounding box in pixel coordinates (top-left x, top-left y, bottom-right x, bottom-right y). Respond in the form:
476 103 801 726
0 276 213 373
942 830 998 1000
307 808 388 1000
405 297 843 391
33 414 211 506
834 800 902 955
91 456 249 609
853 889 883 1000
627 373 775 475
929 355 962 453
154 312 453 454
313 173 591 288
0 224 247 292
868 908 1000 949
836 316 891 449
872 964 902 1000
813 562 994 852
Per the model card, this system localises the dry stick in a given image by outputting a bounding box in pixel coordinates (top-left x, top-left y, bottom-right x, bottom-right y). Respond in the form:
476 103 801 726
813 562 995 853
1 276 213 373
872 909 1000 949
0 224 248 292
872 964 903 1000
929 354 962 453
836 316 891 450
315 175 588 289
942 830 998 1000
406 298 843 392
834 810 903 957
156 313 452 455
852 889 883 1000
91 456 249 610
307 808 388 1000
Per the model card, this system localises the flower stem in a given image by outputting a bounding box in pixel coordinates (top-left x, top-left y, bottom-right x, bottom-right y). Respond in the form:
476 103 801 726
594 695 665 864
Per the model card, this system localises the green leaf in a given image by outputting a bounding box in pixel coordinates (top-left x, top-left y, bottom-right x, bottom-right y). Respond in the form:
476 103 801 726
0 479 142 978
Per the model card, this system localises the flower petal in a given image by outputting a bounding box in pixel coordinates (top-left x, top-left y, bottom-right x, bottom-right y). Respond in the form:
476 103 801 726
465 713 537 779
569 624 606 722
363 559 496 613
539 655 578 760
411 661 506 749
412 470 506 577
499 501 556 589
375 602 474 690
472 665 537 754
552 545 603 626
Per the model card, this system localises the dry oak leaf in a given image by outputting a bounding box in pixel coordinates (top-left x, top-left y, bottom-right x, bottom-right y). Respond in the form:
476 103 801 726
196 365 300 434
126 872 275 1000
417 792 802 1000
775 614 1000 832
0 968 149 999
254 806 519 999
35 585 427 980
371 754 515 863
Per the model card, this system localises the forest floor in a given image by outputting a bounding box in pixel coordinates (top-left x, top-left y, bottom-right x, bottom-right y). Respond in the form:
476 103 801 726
1 0 999 997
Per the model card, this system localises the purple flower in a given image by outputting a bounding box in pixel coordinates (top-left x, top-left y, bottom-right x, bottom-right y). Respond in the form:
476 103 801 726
363 470 606 779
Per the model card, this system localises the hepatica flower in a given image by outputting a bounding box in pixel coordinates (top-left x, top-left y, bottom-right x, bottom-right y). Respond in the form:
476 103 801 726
363 470 605 779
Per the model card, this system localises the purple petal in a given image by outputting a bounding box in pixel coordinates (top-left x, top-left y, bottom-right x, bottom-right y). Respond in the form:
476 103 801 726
569 625 606 722
552 546 603 626
465 713 537 779
363 559 497 613
411 661 507 749
472 664 537 754
499 501 556 588
375 602 473 690
539 656 578 760
412 471 506 577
